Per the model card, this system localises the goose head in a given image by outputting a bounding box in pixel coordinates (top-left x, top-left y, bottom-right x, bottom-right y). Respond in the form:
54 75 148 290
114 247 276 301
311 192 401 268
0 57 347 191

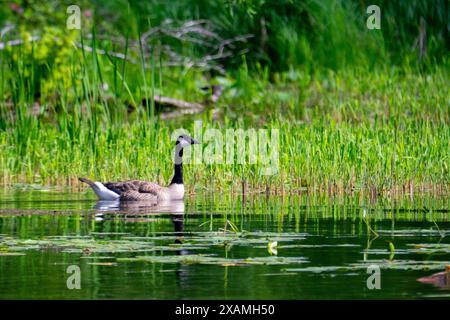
176 135 200 148
173 134 200 165
170 135 200 188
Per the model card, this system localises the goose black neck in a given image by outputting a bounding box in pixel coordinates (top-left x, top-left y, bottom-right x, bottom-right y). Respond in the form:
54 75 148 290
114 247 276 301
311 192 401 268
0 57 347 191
171 147 184 185
170 163 183 184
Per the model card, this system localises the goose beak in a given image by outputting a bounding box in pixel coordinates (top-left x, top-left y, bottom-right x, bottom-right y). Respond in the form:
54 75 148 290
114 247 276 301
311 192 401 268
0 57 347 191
191 138 200 145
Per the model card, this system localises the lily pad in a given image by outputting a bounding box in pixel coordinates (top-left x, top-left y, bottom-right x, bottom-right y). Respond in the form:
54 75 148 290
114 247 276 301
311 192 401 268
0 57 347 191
117 254 308 266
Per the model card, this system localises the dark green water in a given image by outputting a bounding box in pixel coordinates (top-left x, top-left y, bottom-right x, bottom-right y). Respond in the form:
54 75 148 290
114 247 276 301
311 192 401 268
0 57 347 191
0 188 449 299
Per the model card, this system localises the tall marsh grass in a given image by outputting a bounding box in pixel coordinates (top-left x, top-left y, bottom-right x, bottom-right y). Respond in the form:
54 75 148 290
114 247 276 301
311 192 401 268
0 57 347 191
0 1 448 197
0 53 448 196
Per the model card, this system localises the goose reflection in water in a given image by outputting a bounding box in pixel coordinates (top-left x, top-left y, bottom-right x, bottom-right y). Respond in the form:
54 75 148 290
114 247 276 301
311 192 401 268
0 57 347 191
93 199 188 241
93 199 185 213
91 199 191 291
91 200 187 241
93 199 185 220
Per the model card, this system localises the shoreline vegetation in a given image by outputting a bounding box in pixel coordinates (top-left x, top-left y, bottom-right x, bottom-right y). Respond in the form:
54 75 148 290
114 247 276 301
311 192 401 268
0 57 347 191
0 1 448 198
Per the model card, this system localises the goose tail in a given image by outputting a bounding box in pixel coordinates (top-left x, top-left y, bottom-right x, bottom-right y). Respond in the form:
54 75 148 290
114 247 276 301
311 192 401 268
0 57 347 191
78 177 120 200
78 177 97 188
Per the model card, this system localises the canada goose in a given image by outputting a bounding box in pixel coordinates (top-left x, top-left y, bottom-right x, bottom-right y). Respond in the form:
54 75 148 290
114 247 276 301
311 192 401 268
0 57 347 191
79 135 199 202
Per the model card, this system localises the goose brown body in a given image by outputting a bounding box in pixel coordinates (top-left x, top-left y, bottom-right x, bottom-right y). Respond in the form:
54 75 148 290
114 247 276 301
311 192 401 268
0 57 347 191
108 180 161 202
105 180 163 201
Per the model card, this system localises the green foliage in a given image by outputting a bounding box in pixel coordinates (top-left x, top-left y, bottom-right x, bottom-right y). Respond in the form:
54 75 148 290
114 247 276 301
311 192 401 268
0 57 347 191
3 0 448 71
0 61 448 194
0 1 448 195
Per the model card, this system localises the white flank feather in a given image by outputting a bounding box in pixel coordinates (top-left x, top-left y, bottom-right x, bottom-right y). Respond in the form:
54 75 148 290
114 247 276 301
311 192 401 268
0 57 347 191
92 182 120 200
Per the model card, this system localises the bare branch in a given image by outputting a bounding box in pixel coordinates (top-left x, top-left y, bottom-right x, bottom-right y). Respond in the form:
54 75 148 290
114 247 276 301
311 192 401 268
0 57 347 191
73 41 136 63
1 24 15 39
0 35 41 50
0 19 253 73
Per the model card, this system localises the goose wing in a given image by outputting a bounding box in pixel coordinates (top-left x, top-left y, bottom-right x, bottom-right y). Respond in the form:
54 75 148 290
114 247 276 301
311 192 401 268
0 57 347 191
103 180 162 195
119 190 158 202
103 180 137 194
138 181 164 194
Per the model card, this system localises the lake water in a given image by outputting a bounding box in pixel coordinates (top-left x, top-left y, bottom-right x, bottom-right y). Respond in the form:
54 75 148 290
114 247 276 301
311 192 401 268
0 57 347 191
0 188 449 299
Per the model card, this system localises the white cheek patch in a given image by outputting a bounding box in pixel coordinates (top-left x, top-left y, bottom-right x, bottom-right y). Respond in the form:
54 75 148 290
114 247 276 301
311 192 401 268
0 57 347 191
179 139 190 148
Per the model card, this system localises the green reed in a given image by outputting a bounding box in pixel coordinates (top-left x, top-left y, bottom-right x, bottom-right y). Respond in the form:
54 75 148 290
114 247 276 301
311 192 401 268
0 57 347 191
0 24 448 197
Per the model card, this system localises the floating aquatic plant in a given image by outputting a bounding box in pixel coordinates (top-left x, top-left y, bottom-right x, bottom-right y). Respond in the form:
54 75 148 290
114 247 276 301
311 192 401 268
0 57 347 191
117 254 308 266
267 241 278 255
285 260 450 274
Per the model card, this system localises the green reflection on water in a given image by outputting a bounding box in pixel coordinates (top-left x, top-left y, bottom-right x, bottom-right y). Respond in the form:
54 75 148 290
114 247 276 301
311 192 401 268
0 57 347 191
0 189 449 299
